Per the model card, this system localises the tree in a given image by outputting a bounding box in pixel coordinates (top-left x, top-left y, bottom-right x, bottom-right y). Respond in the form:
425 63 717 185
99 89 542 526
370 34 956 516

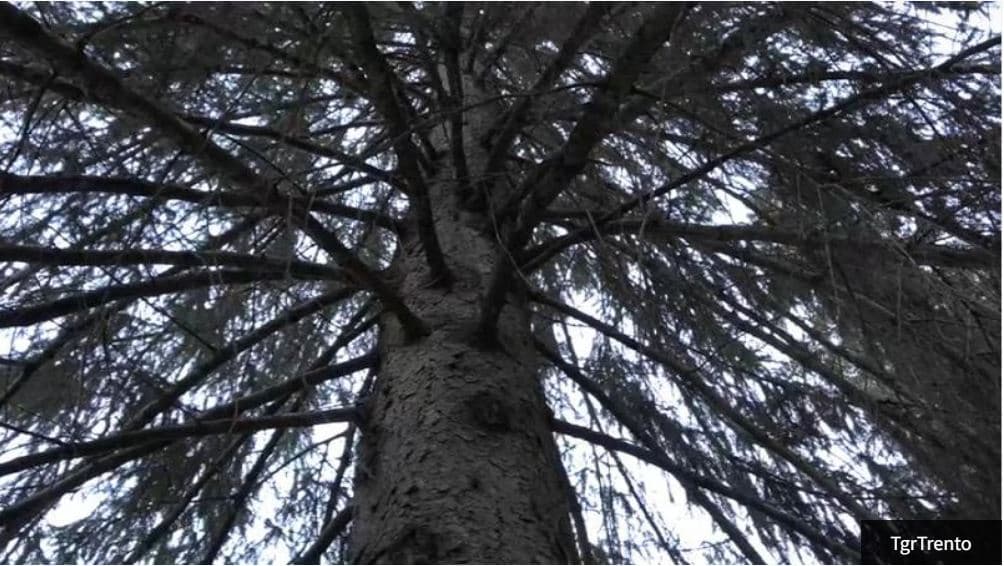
0 1 998 563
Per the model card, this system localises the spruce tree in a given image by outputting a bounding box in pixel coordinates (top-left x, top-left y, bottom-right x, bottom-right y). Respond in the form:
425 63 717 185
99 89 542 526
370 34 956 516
0 2 999 563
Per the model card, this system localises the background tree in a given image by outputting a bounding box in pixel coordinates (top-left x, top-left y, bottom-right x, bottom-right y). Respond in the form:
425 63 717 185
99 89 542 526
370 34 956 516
0 2 999 563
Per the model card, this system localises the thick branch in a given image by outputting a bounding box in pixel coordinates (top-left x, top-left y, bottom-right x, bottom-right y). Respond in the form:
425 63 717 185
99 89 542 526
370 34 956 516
0 269 299 328
480 3 611 181
0 408 356 478
507 3 688 247
290 506 354 565
0 242 345 280
344 4 450 286
442 3 471 202
522 218 998 272
0 172 399 231
475 4 686 340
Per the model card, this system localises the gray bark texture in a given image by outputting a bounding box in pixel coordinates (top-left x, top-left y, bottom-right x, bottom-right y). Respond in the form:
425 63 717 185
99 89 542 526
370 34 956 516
349 222 576 564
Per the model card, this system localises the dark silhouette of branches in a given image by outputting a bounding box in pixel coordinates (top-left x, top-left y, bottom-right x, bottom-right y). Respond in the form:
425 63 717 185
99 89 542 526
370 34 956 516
0 1 997 562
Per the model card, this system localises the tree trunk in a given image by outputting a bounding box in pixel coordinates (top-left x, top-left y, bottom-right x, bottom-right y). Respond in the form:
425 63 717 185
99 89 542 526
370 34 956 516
348 79 578 563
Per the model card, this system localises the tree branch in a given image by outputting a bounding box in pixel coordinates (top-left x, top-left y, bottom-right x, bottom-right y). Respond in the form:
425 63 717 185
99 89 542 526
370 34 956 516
545 35 1003 252
0 3 425 337
0 269 303 328
120 286 360 431
551 419 857 561
522 218 998 272
539 338 769 563
344 4 450 286
442 3 471 203
120 397 292 564
177 115 397 186
0 351 376 534
0 172 400 231
709 63 999 94
290 506 354 565
172 10 368 94
507 3 689 246
0 408 356 478
0 242 346 280
475 4 687 341
202 397 308 563
480 3 611 186
531 292 878 521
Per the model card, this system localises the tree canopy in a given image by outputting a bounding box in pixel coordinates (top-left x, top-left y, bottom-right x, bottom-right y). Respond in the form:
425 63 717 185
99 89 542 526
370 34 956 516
0 2 999 564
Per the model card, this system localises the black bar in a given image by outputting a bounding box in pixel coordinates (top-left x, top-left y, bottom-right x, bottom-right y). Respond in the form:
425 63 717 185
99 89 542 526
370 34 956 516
860 520 1001 565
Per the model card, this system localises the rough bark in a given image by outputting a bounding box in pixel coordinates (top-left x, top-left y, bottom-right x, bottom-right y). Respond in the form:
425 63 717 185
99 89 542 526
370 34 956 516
347 73 578 563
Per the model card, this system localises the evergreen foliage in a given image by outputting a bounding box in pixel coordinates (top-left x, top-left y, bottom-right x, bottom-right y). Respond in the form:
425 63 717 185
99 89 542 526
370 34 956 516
0 2 999 563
